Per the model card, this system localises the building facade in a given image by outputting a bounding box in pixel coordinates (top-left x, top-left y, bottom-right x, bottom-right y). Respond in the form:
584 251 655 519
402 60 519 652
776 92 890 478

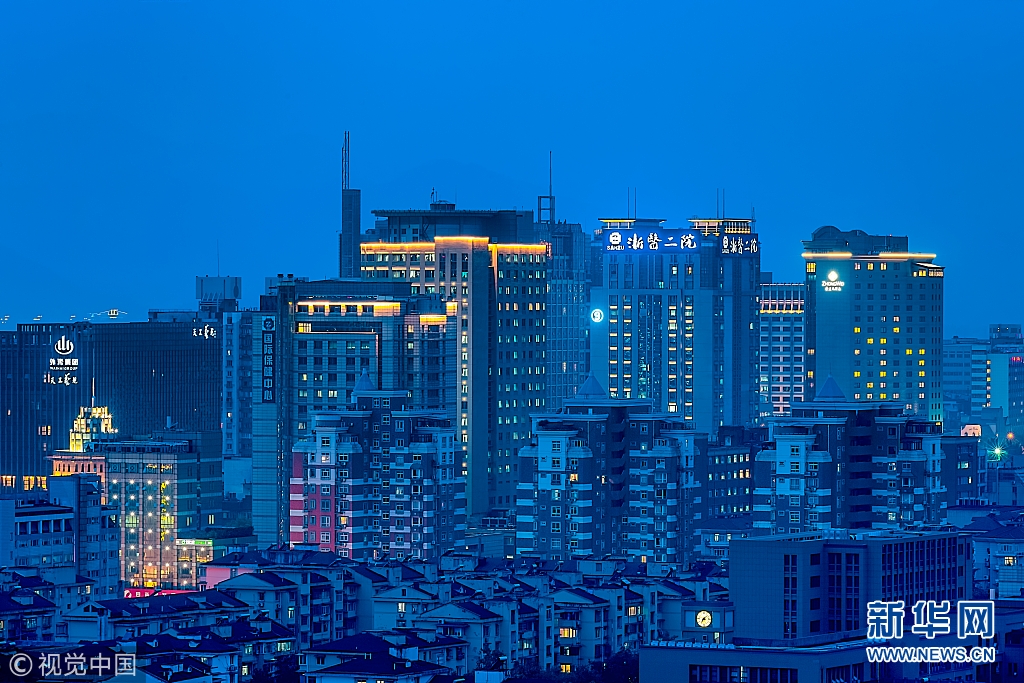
251 277 457 546
753 379 967 535
802 225 944 421
533 217 591 412
758 281 806 421
515 376 706 564
590 217 760 433
731 529 969 641
51 429 223 589
361 205 551 516
288 387 467 561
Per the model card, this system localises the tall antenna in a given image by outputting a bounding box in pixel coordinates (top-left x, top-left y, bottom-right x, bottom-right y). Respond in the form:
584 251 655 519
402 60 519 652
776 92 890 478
549 150 553 198
538 152 555 224
341 131 350 191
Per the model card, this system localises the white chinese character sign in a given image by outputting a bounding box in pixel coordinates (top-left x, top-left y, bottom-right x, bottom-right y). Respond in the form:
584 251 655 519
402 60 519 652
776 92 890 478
603 229 702 253
721 235 758 255
192 324 218 339
43 335 81 387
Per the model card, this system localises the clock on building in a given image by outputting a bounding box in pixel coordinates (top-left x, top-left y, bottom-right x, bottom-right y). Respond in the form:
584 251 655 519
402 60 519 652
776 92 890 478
696 610 713 628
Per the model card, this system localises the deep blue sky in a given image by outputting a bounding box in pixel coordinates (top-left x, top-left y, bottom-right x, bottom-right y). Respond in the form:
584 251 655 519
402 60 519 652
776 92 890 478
2 2 1021 336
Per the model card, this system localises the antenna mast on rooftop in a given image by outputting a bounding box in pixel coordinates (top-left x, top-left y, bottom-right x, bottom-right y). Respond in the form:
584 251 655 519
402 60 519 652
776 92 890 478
537 151 556 224
342 131 350 191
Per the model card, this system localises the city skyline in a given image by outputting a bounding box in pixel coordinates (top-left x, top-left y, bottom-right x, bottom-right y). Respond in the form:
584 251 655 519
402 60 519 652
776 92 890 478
2 2 1023 335
4 4 1024 682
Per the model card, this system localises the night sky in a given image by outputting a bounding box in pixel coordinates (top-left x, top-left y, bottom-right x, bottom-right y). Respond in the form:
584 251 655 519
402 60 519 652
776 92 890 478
1 2 1021 336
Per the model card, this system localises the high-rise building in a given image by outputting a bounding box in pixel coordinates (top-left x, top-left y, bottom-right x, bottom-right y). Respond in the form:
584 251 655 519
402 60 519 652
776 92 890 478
339 131 361 279
515 375 706 564
942 325 1024 435
534 213 591 411
50 429 223 589
802 225 944 421
943 336 991 423
757 280 807 421
590 217 760 432
753 378 968 535
0 324 93 481
251 277 458 546
0 313 222 486
288 383 466 561
362 203 549 516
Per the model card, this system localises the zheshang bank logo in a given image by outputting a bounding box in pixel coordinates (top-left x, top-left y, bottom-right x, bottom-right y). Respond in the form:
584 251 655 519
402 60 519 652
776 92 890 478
865 599 997 664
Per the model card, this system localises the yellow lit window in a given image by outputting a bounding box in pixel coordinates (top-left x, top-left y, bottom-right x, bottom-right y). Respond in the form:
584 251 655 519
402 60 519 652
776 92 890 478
867 338 874 344
905 349 912 355
919 360 926 366
880 393 888 399
880 338 887 344
854 327 861 333
867 263 874 270
854 371 861 377
879 372 887 377
893 327 900 333
918 349 926 354
918 371 926 377
854 349 861 355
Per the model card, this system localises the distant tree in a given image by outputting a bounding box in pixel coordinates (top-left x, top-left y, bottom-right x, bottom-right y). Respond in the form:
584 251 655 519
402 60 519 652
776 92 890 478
254 654 300 683
597 649 639 683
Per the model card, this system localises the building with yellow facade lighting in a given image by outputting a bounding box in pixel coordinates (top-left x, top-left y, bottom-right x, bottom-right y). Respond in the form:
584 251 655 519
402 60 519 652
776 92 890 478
51 429 223 589
251 278 458 547
361 205 550 517
802 226 944 422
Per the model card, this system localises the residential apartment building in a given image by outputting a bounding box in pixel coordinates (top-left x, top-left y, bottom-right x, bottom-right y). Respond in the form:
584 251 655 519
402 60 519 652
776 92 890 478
758 280 807 421
754 379 972 535
288 385 466 562
252 277 457 546
515 375 706 564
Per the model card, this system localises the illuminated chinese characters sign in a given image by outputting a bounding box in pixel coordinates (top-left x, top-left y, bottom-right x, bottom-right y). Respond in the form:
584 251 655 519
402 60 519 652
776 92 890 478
604 229 699 253
261 317 275 403
721 235 758 254
192 325 217 339
44 335 79 386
